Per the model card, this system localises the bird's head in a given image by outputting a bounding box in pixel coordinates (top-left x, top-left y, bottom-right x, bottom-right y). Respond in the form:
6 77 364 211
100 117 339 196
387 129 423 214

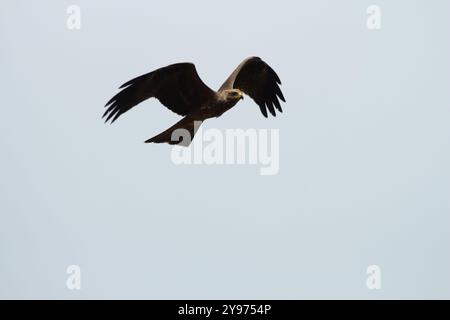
224 89 244 102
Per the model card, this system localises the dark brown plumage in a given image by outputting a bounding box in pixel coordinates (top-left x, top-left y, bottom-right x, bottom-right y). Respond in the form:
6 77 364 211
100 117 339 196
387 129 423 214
103 57 285 146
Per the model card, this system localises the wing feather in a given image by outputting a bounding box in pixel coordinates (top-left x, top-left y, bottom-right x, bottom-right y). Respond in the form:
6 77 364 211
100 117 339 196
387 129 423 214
103 63 215 123
219 57 285 117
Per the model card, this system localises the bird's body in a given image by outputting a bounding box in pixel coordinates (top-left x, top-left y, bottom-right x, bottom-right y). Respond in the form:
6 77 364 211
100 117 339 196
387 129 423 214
104 57 285 146
196 90 244 119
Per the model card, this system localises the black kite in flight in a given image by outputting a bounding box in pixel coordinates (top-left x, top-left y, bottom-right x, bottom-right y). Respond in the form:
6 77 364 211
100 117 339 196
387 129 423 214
103 57 285 146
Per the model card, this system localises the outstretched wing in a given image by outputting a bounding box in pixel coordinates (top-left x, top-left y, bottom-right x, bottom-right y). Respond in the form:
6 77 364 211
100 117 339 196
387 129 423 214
103 63 215 123
219 57 285 117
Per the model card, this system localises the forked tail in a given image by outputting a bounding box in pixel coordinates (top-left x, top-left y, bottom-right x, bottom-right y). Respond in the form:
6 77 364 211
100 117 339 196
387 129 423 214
145 116 202 147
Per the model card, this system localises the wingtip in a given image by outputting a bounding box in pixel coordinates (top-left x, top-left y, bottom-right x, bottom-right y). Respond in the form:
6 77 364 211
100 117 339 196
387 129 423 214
278 90 286 103
102 117 112 125
105 97 116 107
102 111 111 124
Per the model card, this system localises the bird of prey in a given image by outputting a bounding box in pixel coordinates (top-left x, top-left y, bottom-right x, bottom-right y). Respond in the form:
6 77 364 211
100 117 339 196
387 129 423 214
103 57 285 146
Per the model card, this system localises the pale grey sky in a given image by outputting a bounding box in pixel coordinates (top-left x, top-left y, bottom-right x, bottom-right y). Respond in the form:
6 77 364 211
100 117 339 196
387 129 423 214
1 0 449 299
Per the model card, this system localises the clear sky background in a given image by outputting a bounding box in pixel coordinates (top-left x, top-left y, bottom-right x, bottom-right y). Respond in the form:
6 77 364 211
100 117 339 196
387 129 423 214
1 0 449 299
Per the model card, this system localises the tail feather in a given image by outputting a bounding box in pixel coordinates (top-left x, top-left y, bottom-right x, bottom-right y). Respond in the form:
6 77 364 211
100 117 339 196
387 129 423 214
145 117 202 147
